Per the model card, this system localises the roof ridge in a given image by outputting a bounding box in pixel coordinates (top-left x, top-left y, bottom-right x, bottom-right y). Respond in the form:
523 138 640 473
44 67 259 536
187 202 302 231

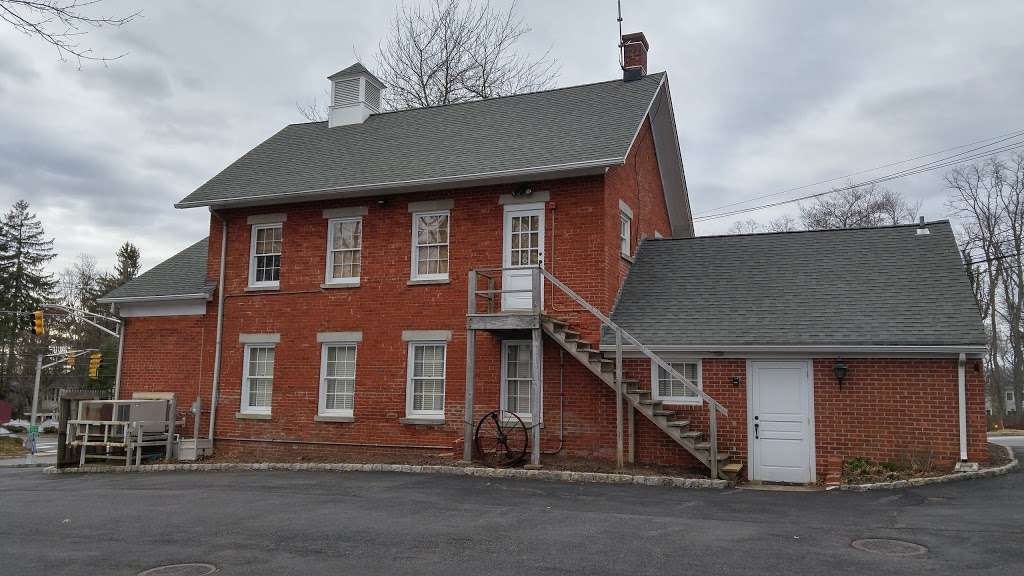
657 220 950 242
283 72 667 125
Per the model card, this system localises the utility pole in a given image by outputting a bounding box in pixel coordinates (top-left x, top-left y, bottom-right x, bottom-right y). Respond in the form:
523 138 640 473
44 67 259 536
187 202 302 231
27 354 43 462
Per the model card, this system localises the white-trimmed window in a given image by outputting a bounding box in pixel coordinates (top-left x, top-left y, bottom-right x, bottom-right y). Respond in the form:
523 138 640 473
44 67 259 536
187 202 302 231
619 211 632 257
319 343 357 416
1007 390 1016 403
406 342 446 418
249 223 282 287
241 345 275 413
501 341 538 421
651 360 701 405
326 217 362 284
411 211 450 280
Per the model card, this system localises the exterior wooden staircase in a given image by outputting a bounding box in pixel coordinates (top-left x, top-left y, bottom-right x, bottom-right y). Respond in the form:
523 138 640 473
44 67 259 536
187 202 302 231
466 265 742 481
541 316 740 480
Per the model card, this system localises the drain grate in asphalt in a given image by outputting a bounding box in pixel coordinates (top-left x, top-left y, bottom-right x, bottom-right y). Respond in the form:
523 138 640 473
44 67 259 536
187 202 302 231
851 538 928 557
137 563 218 576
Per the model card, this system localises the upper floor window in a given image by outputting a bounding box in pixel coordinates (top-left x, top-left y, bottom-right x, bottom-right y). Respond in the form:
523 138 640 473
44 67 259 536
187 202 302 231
651 360 701 405
619 211 632 257
326 217 362 285
242 344 275 414
411 211 449 280
250 223 282 288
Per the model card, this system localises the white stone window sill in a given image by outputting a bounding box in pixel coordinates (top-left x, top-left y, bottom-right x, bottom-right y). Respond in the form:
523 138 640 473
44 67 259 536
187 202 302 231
399 417 445 426
314 415 356 423
620 253 635 264
407 278 450 286
321 281 360 289
235 412 272 420
245 284 280 292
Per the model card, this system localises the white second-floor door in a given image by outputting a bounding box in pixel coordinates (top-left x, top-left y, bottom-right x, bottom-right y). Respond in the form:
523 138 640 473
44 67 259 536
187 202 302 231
502 203 545 311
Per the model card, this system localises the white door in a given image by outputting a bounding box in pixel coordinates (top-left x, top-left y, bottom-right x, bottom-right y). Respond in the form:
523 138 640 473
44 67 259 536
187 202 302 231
502 204 544 311
749 361 814 483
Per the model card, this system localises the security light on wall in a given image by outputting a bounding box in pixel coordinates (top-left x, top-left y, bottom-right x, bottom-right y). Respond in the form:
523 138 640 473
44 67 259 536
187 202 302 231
834 359 849 388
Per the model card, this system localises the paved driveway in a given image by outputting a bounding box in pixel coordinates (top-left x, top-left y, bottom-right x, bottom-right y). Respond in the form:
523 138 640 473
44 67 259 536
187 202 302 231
1 448 1021 576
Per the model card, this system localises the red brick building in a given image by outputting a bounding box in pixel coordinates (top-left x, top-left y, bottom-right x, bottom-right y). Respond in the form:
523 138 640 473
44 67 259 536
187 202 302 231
99 34 987 483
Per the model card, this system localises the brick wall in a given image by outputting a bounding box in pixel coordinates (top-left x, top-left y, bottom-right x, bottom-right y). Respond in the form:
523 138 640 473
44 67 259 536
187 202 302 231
119 315 213 435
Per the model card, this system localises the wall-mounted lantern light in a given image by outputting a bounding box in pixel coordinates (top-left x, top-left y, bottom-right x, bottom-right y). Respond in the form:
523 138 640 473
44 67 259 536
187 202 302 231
834 359 849 388
731 376 742 387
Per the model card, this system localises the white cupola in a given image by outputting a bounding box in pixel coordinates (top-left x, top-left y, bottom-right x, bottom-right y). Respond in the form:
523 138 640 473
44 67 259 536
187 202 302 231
327 62 385 128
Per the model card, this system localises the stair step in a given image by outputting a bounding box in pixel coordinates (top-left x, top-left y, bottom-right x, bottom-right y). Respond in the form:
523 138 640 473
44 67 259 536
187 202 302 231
721 463 743 474
638 399 660 406
676 430 701 439
562 330 580 341
626 388 651 396
653 409 675 417
666 420 690 428
545 317 567 330
694 441 711 450
599 359 615 372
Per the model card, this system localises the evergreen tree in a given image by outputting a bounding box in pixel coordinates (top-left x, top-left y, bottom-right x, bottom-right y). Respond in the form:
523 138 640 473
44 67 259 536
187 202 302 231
113 242 141 284
0 200 57 398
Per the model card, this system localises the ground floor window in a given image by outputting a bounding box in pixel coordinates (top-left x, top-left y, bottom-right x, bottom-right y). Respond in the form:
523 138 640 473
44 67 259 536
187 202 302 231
242 345 275 413
651 360 701 404
319 343 357 416
406 342 446 418
501 341 536 420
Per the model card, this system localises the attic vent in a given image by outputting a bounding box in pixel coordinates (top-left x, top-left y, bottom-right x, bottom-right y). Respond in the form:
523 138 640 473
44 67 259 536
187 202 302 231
364 82 381 112
333 78 360 107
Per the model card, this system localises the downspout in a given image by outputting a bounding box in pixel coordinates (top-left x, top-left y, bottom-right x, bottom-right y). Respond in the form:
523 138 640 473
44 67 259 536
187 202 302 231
208 209 228 442
958 353 968 461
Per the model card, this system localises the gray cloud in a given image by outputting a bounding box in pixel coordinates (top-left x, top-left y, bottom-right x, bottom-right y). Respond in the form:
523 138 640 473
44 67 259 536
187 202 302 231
0 0 1022 275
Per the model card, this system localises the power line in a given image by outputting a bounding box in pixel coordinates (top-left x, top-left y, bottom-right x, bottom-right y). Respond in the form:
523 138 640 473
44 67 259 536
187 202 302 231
693 140 1024 222
695 128 1024 217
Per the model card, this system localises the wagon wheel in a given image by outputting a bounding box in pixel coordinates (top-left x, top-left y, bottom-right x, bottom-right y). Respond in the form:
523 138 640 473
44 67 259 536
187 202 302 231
474 410 529 467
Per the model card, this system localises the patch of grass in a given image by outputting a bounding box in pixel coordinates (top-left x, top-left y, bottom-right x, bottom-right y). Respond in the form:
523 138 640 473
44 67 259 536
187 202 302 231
842 452 940 484
0 436 28 457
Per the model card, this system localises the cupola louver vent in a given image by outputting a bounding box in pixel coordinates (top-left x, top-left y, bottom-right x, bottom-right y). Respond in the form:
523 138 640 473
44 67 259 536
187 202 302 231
333 78 360 107
326 62 386 128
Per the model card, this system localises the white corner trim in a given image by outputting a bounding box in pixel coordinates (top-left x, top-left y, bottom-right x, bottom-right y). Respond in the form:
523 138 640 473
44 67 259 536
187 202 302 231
408 199 454 213
247 213 287 225
499 190 550 205
317 331 363 343
322 206 368 219
239 333 281 344
619 199 634 218
402 330 452 342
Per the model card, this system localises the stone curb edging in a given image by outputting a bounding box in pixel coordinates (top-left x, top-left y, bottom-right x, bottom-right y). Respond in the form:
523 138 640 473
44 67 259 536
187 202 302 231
839 444 1018 491
44 461 729 489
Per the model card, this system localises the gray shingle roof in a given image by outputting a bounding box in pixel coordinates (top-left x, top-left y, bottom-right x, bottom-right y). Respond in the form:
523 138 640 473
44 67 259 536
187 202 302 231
98 238 213 302
607 221 986 349
328 62 382 85
176 73 666 207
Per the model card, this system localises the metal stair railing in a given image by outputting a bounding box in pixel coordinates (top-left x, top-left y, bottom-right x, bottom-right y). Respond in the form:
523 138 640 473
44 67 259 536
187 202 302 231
538 267 728 477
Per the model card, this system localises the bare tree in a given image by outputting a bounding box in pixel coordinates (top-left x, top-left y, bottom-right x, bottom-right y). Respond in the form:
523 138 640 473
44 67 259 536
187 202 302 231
0 0 139 66
947 154 1024 427
799 182 920 230
298 0 557 120
727 215 798 235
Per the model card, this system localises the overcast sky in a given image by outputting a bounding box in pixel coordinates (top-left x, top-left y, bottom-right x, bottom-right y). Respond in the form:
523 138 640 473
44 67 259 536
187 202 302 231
1 0 1022 274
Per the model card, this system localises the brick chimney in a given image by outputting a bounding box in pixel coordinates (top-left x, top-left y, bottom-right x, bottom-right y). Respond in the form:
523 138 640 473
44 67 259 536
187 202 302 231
621 31 649 81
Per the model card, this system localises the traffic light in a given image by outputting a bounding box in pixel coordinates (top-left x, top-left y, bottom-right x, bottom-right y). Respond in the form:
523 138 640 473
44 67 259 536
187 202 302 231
88 352 102 379
32 310 44 336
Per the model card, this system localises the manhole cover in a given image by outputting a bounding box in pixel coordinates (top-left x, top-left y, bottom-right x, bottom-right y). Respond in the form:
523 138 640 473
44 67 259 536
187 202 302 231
137 564 218 576
851 538 928 556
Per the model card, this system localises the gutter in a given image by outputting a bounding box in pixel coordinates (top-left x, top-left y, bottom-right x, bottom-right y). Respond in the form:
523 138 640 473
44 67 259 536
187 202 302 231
97 292 214 304
597 343 989 356
209 209 228 444
174 158 622 209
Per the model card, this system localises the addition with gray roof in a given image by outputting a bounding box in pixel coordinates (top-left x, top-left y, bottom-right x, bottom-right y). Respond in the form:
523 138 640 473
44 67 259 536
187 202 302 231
607 221 986 351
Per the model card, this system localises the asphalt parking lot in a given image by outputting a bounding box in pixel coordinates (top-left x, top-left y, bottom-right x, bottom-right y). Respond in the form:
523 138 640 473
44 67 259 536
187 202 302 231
1 443 1021 576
